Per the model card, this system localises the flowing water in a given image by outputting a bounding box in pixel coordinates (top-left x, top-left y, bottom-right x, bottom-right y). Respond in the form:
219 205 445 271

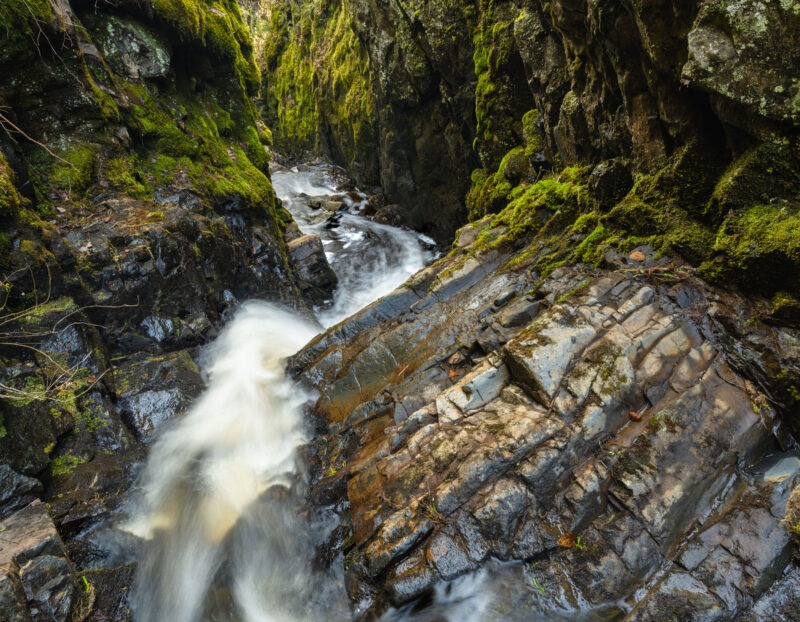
270 163 437 327
127 163 437 620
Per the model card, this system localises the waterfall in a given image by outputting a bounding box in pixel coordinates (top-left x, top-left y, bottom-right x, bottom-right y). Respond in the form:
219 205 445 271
127 163 433 621
126 302 339 621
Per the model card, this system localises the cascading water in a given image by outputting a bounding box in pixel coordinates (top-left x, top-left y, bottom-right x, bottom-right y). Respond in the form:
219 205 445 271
270 163 437 327
127 302 348 621
127 163 435 621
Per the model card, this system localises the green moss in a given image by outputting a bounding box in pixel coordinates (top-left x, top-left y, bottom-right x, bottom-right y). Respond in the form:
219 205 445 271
572 212 599 234
771 292 800 320
0 152 28 218
50 450 88 476
0 0 53 62
472 7 528 167
5 375 47 407
466 167 513 220
26 140 101 210
151 0 259 94
709 203 800 292
522 109 544 157
473 165 591 250
263 0 375 167
102 156 148 198
705 142 800 223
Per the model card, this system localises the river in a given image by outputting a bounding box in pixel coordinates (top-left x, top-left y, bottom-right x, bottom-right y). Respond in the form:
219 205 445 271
126 163 441 621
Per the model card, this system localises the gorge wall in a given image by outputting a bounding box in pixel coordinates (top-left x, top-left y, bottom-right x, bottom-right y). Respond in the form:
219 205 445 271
0 2 330 617
261 0 800 285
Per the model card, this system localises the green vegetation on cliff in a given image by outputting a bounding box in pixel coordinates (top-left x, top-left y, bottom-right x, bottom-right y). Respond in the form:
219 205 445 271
0 0 281 229
259 0 375 173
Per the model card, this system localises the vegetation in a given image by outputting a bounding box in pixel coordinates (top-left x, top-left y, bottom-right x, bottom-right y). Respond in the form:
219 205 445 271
259 0 375 174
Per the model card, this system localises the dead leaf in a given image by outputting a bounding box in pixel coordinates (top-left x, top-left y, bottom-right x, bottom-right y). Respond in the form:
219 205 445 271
447 368 460 379
629 250 646 262
557 532 577 548
629 410 642 422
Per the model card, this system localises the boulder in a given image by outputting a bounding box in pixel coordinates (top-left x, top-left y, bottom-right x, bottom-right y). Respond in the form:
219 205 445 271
287 233 338 307
114 350 203 442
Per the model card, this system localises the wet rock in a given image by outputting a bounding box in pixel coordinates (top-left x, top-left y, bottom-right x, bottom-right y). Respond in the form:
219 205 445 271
287 233 338 307
59 198 303 350
0 572 30 622
0 501 78 622
505 316 597 405
114 350 203 441
0 465 42 518
45 453 134 538
293 245 798 617
0 394 73 476
385 550 436 606
82 565 134 622
20 555 76 622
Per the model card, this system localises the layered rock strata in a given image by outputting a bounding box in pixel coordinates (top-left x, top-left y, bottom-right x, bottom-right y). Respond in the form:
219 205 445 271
292 228 800 618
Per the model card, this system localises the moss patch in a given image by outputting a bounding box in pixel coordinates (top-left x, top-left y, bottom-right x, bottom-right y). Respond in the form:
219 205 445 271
260 0 375 170
0 152 28 218
703 203 800 293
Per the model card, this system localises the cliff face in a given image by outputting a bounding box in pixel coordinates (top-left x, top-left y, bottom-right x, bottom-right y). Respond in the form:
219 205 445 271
259 0 800 290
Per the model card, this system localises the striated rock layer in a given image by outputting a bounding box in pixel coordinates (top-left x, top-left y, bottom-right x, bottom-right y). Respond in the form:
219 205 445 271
291 222 800 619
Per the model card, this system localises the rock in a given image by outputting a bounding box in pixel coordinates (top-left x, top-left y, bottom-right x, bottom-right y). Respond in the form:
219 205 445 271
45 453 134 538
0 465 41 518
114 350 203 441
81 565 134 622
321 200 344 212
0 501 78 622
0 572 31 622
588 159 633 207
385 551 436 606
20 555 76 622
287 233 338 306
505 316 597 405
93 15 171 80
682 1 800 125
743 566 800 622
293 242 798 617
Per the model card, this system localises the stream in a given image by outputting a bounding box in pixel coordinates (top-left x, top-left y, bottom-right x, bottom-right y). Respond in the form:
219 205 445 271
126 163 441 621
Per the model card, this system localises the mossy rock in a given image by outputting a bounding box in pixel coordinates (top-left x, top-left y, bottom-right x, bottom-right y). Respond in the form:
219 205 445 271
0 0 54 63
0 152 28 218
706 142 800 223
706 203 800 293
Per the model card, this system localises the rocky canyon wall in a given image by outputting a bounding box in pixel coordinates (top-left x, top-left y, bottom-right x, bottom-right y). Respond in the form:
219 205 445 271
259 0 800 286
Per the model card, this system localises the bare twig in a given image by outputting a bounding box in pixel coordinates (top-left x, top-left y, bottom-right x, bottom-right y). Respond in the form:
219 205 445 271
0 108 74 168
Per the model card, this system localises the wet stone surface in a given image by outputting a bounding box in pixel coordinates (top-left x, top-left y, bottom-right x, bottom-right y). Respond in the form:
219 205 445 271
292 232 800 619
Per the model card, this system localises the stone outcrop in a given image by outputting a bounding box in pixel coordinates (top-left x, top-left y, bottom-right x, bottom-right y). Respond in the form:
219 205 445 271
291 219 800 618
0 501 83 622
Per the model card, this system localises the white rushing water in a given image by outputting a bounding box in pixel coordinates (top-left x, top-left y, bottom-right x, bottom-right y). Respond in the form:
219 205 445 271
127 163 436 621
126 302 346 621
270 163 436 327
